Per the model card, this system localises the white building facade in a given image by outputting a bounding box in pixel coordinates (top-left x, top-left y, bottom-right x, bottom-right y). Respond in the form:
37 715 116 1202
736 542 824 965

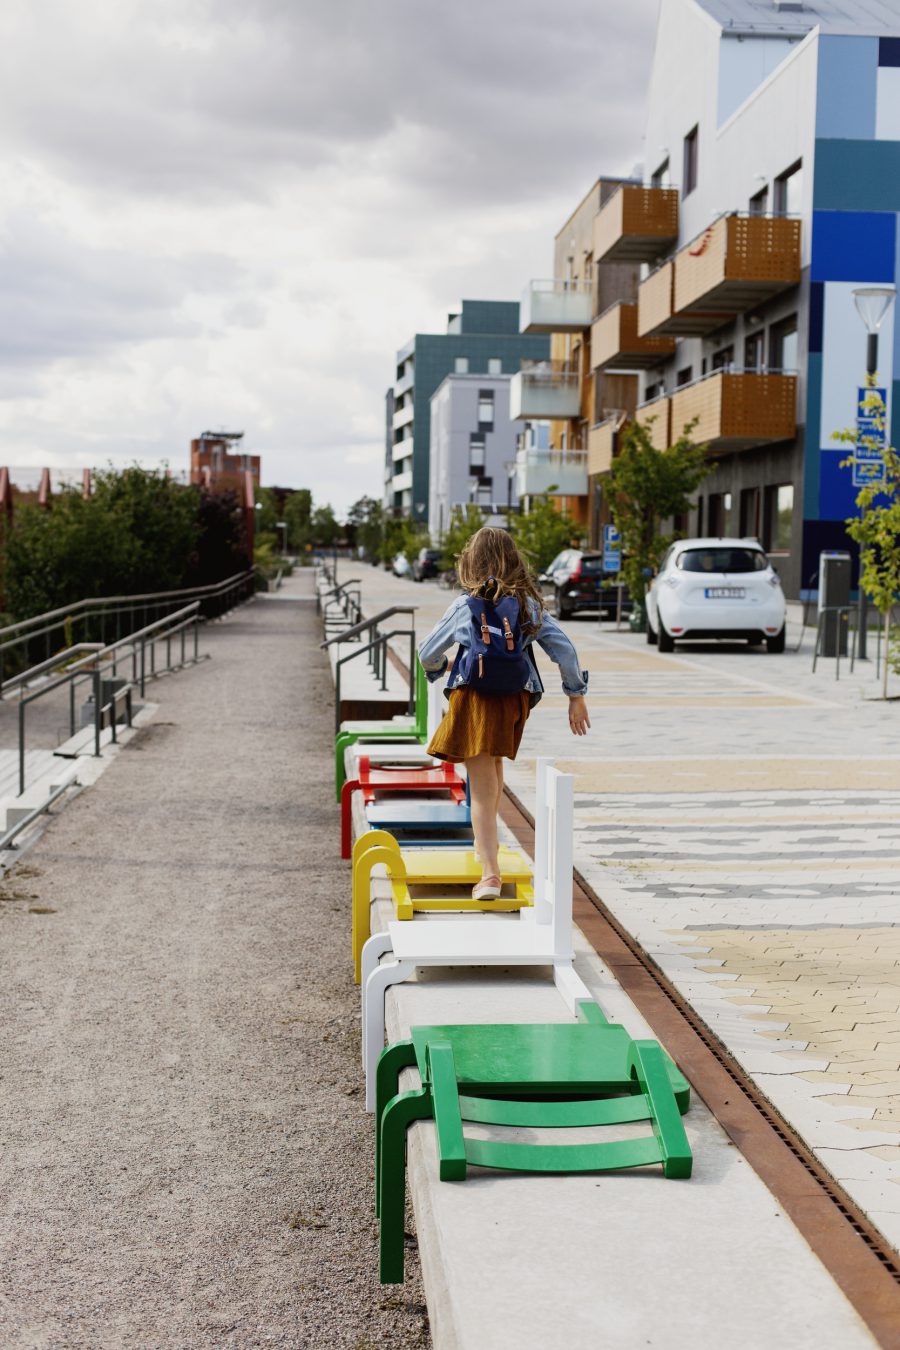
428 374 522 541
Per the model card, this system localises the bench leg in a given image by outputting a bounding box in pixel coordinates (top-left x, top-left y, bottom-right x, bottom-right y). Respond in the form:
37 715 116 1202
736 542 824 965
374 1039 416 1212
379 1088 433 1284
364 959 416 1111
361 931 395 1066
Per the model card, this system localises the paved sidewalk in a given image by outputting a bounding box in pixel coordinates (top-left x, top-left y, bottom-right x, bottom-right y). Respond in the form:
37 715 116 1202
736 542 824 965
342 562 900 1254
0 569 430 1349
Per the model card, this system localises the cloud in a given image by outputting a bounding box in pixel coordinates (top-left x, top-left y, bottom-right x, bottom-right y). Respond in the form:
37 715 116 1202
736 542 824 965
0 0 661 512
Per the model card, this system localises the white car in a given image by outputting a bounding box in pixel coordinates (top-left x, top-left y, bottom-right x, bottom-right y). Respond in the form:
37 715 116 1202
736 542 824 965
645 538 786 653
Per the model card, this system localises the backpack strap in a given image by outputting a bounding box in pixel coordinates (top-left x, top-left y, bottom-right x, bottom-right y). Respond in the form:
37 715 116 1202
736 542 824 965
502 616 514 651
479 611 491 646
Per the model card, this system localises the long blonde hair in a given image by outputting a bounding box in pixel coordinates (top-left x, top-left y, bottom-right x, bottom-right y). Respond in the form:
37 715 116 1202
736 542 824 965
456 527 544 636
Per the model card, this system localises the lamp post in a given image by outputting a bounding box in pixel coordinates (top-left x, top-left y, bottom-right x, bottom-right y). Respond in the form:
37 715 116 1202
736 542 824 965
504 459 517 521
851 285 896 659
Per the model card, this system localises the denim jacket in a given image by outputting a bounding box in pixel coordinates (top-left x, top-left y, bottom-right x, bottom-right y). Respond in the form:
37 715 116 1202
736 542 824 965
417 595 589 705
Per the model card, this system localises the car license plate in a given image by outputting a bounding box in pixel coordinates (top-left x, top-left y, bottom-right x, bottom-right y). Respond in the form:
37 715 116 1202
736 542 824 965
705 587 745 599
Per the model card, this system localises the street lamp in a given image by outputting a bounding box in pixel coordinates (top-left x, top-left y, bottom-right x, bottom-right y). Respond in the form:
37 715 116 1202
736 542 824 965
503 459 517 520
851 285 896 659
853 286 896 384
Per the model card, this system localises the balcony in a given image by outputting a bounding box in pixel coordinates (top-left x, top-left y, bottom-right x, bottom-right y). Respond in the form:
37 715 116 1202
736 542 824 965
593 184 679 264
591 302 676 371
587 414 627 476
391 469 413 492
394 367 414 397
392 402 414 432
392 435 414 463
515 449 588 498
510 361 581 419
520 280 593 334
635 395 671 450
638 214 802 337
670 370 797 449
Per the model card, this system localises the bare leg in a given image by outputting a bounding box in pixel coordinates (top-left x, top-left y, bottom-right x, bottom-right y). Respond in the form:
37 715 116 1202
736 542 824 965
466 753 501 880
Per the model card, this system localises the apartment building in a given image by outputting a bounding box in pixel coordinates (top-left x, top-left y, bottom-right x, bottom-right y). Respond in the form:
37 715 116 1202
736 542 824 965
385 300 549 523
518 0 900 598
428 374 524 541
190 431 260 493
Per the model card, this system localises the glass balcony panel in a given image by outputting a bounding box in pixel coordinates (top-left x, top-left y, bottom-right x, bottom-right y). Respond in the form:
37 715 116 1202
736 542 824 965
515 449 588 497
670 371 797 449
510 362 581 419
593 185 679 264
591 302 677 370
520 280 593 334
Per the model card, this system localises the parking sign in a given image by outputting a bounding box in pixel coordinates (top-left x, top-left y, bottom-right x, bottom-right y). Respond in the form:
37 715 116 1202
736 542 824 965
602 523 621 573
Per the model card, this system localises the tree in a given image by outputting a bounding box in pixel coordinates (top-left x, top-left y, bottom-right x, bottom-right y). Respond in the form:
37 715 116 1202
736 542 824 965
512 495 582 574
440 504 484 570
310 503 340 548
346 496 383 559
380 513 427 567
283 488 313 551
837 426 900 699
607 419 711 608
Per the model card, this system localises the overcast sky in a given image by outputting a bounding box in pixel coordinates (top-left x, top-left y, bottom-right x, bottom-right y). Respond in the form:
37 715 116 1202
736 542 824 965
0 0 660 513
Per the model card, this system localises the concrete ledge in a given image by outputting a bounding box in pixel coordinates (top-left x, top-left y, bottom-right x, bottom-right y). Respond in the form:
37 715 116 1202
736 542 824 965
346 787 876 1350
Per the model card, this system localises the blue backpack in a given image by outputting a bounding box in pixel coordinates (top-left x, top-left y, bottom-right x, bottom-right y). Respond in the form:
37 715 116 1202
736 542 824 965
446 594 533 695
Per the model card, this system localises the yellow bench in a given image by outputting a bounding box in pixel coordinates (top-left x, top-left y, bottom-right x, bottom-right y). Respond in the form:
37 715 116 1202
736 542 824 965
351 829 533 981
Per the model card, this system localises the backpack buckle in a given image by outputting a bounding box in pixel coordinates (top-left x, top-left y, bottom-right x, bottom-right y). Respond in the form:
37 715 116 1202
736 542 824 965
502 616 515 651
480 612 490 646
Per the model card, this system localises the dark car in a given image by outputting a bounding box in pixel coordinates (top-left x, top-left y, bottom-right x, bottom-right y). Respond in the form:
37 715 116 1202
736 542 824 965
538 549 632 620
412 548 442 582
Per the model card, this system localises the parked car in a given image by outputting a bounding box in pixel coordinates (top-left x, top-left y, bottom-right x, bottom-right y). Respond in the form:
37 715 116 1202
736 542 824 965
412 547 442 582
538 549 632 620
391 552 412 578
645 538 786 653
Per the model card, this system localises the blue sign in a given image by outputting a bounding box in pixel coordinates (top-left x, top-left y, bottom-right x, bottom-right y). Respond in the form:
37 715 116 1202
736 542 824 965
602 523 621 573
853 386 887 487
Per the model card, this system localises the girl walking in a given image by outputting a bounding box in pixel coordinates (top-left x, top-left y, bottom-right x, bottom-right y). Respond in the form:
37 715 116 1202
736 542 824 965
418 527 590 900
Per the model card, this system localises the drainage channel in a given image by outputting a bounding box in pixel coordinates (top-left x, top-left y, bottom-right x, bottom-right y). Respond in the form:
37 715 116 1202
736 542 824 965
499 787 900 1350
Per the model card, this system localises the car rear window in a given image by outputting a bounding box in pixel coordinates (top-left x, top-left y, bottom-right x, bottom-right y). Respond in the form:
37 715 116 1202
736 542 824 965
578 556 604 574
677 548 768 573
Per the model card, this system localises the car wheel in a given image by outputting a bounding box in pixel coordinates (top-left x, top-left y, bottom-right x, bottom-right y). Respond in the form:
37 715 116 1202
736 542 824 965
766 627 786 654
658 620 675 653
555 588 573 620
646 619 658 646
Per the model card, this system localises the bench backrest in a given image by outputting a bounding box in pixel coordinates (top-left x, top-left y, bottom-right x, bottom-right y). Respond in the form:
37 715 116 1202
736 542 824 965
532 758 574 952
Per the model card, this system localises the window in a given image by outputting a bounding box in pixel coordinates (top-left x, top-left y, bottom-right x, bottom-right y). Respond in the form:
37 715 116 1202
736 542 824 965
645 380 664 401
711 345 734 372
749 186 768 216
739 487 761 538
744 330 765 370
477 391 494 426
774 161 802 215
469 436 485 473
487 358 502 375
454 357 469 374
707 491 732 536
651 159 670 189
683 126 699 197
677 546 768 573
676 366 693 387
770 315 798 371
764 483 794 551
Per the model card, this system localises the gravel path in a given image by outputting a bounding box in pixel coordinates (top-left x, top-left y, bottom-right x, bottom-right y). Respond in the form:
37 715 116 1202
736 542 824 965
0 575 430 1349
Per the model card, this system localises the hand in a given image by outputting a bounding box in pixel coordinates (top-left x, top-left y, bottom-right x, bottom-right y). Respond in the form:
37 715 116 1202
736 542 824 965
568 695 590 736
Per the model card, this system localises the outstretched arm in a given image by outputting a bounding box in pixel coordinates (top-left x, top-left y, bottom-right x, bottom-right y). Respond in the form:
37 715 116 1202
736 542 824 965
417 596 469 682
532 606 591 736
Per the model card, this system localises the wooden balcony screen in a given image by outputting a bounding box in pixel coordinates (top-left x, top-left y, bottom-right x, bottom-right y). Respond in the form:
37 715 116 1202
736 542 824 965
637 263 674 338
674 215 801 317
636 396 671 450
587 421 616 475
591 303 677 370
670 372 797 448
593 186 679 263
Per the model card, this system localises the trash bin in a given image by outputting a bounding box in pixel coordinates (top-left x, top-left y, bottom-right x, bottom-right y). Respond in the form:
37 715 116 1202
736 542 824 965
818 551 851 657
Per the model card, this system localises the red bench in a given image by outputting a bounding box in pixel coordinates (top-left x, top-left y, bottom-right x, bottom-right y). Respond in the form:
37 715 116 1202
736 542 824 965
340 756 466 857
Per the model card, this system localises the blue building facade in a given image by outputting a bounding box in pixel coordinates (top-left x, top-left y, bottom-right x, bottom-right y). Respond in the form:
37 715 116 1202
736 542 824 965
385 300 549 522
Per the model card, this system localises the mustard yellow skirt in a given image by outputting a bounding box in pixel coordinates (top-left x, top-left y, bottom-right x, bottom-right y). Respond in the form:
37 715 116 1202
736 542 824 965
427 687 531 764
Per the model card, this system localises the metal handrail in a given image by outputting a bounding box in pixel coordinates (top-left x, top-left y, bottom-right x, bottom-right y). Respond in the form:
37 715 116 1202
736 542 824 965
2 643 105 696
320 605 416 649
0 570 254 693
333 627 416 734
15 602 204 795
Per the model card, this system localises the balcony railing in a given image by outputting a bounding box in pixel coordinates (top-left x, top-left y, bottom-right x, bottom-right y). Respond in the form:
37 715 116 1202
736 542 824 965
670 369 797 449
638 213 802 337
515 448 588 497
392 402 414 432
587 415 626 476
593 184 679 264
591 301 676 370
392 435 414 463
520 279 593 334
635 394 671 450
510 361 581 419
